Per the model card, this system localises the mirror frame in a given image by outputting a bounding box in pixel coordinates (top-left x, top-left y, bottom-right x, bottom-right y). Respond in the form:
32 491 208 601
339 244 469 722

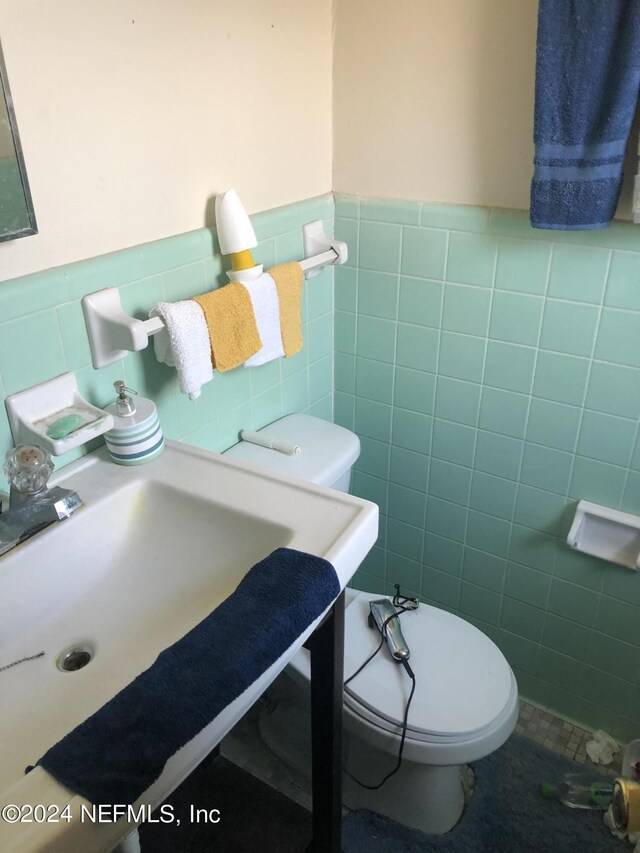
0 38 37 242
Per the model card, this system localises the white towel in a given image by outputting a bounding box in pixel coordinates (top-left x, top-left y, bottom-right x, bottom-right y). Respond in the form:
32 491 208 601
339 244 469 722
241 273 285 367
150 300 213 400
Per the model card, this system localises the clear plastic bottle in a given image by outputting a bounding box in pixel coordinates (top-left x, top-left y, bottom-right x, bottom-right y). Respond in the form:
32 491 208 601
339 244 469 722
540 773 613 810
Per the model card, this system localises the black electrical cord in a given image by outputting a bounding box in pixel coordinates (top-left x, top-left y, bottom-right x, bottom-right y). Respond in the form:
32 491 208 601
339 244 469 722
343 586 418 790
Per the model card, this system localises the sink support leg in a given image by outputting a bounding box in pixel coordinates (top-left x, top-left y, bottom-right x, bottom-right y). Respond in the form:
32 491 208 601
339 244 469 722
304 590 345 853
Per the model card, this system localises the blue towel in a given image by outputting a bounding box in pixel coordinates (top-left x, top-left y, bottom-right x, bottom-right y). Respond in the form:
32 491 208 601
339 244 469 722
531 0 640 230
34 548 339 805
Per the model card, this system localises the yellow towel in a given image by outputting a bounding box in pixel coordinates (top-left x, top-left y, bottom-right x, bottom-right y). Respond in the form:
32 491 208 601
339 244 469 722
193 282 262 373
270 262 303 357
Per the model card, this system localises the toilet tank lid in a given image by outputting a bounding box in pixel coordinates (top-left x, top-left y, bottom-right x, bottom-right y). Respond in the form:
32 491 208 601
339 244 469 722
223 414 360 487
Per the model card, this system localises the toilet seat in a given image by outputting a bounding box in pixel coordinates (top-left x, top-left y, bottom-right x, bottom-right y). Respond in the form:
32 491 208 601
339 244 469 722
287 590 518 763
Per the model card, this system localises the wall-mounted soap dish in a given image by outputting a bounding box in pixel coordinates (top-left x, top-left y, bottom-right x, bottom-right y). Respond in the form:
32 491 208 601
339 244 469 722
5 373 114 456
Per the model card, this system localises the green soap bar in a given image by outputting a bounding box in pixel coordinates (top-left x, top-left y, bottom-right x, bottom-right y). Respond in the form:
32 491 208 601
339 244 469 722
46 414 85 439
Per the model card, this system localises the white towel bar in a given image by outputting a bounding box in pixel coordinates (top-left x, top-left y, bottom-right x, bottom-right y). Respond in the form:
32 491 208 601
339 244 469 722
81 220 347 369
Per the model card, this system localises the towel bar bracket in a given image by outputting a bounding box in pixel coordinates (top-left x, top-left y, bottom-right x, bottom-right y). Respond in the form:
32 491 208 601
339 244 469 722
81 220 347 369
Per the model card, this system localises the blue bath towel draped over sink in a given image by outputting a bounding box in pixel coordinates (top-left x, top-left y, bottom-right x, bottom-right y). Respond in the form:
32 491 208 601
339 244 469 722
531 0 640 230
34 547 340 806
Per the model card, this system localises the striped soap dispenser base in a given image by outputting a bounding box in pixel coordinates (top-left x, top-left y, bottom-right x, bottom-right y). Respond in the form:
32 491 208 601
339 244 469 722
104 381 164 465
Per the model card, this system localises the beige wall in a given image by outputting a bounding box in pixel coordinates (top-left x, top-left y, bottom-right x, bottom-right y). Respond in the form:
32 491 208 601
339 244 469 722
333 0 636 216
0 0 333 280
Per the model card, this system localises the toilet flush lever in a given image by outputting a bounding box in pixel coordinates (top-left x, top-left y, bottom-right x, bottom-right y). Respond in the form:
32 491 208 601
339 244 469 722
368 599 411 662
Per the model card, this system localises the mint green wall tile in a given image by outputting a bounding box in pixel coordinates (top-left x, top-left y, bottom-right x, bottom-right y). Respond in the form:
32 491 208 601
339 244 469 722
509 525 557 573
548 578 599 626
470 470 518 519
548 244 610 304
569 456 626 506
355 357 393 402
161 262 205 302
504 562 550 608
398 277 443 327
335 353 355 394
595 308 640 367
307 312 333 363
392 408 432 455
586 361 640 420
542 614 592 661
466 509 511 557
495 239 550 295
424 533 464 575
359 221 401 273
526 398 581 452
249 359 281 396
463 548 506 592
421 204 490 232
442 283 491 336
533 351 589 406
540 299 599 357
595 596 640 646
554 546 605 592
478 387 529 438
306 268 333 320
356 436 390 480
426 496 468 542
334 194 359 218
520 443 573 494
356 315 396 362
359 546 386 580
577 410 636 467
387 554 422 597
335 266 357 312
489 290 544 346
275 229 304 264
474 430 523 480
435 376 481 426
0 311 66 394
587 633 638 682
357 270 398 319
387 518 423 561
255 238 277 270
389 482 426 527
484 341 536 394
499 632 541 677
352 471 388 515
0 269 69 322
394 366 435 414
65 246 147 299
438 332 486 382
422 566 460 608
601 563 640 607
460 581 501 625
389 446 429 492
334 392 354 430
335 310 356 354
355 398 392 442
447 232 497 287
308 356 332 404
429 458 472 506
514 484 566 535
432 418 475 467
360 198 421 225
335 217 359 268
401 227 447 279
396 323 438 372
605 251 640 310
57 301 92 370
282 370 309 414
501 597 544 642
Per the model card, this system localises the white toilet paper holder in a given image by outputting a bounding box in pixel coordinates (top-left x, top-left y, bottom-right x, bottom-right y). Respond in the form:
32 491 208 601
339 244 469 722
567 500 640 570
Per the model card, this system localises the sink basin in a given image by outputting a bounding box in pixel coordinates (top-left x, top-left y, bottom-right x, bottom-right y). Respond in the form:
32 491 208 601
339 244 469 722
0 440 378 852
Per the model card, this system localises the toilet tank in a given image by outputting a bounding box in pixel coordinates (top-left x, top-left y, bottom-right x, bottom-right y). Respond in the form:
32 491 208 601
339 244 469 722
223 414 360 493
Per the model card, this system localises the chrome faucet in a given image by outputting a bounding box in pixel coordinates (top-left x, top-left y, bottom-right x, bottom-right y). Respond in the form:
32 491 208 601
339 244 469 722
0 444 82 557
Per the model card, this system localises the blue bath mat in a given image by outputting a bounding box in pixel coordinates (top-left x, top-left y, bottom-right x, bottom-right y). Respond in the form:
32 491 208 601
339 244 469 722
342 734 622 852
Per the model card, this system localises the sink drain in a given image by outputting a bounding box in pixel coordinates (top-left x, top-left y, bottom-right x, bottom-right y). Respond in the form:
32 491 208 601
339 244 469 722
56 644 94 673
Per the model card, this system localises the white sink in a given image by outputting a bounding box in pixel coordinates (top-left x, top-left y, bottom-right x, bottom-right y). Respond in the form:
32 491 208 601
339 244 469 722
0 440 378 852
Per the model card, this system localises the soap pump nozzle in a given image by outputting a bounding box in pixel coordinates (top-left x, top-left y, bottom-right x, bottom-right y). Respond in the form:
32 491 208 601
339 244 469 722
113 381 137 417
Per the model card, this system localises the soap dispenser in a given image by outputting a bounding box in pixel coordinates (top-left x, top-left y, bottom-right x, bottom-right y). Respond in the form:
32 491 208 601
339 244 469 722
103 381 164 465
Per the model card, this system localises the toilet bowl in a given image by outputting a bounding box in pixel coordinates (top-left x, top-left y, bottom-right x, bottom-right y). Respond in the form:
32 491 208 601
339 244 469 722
224 414 519 834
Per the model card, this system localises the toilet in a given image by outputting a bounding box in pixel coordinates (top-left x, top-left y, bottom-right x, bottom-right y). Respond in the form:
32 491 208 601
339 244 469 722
224 414 519 834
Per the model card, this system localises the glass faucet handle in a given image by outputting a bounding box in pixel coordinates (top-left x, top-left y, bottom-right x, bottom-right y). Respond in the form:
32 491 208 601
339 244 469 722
4 444 54 495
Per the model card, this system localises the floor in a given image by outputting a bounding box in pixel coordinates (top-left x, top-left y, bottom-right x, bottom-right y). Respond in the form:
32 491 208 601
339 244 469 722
220 694 623 814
